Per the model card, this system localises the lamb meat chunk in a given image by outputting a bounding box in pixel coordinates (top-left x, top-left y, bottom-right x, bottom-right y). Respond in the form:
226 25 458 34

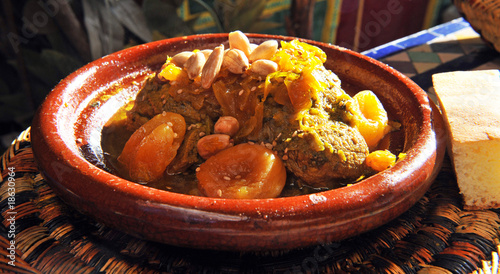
127 77 221 130
279 120 368 188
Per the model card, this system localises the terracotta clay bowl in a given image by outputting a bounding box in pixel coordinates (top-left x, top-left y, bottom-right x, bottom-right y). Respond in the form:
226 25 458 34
31 33 446 251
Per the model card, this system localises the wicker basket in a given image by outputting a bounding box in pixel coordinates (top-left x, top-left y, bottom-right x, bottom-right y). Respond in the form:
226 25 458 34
454 0 500 52
2 128 500 273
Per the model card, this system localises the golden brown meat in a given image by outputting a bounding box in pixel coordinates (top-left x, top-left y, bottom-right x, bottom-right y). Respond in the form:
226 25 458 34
252 69 369 188
276 120 368 188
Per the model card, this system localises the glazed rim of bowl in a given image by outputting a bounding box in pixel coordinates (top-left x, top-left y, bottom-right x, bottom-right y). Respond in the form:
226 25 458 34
31 33 446 251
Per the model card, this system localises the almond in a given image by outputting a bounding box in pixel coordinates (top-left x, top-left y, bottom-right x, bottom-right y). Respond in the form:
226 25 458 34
250 59 278 76
250 43 258 52
197 134 233 159
184 51 206 79
200 49 213 59
223 49 249 74
214 116 240 137
201 45 224 89
249 40 278 62
228 31 252 57
171 51 193 67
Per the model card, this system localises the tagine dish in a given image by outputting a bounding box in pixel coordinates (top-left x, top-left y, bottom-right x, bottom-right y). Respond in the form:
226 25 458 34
31 33 445 251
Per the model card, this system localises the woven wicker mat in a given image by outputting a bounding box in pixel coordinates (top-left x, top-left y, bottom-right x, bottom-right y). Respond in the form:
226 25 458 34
1 129 499 274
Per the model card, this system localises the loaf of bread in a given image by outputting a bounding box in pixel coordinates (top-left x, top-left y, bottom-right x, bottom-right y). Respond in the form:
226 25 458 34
432 70 500 210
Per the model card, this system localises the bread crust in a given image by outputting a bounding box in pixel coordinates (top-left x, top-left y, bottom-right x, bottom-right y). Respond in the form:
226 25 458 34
433 70 500 210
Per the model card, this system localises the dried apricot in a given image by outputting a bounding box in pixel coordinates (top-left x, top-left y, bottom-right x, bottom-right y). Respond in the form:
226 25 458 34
118 112 186 182
197 143 286 199
129 124 175 181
